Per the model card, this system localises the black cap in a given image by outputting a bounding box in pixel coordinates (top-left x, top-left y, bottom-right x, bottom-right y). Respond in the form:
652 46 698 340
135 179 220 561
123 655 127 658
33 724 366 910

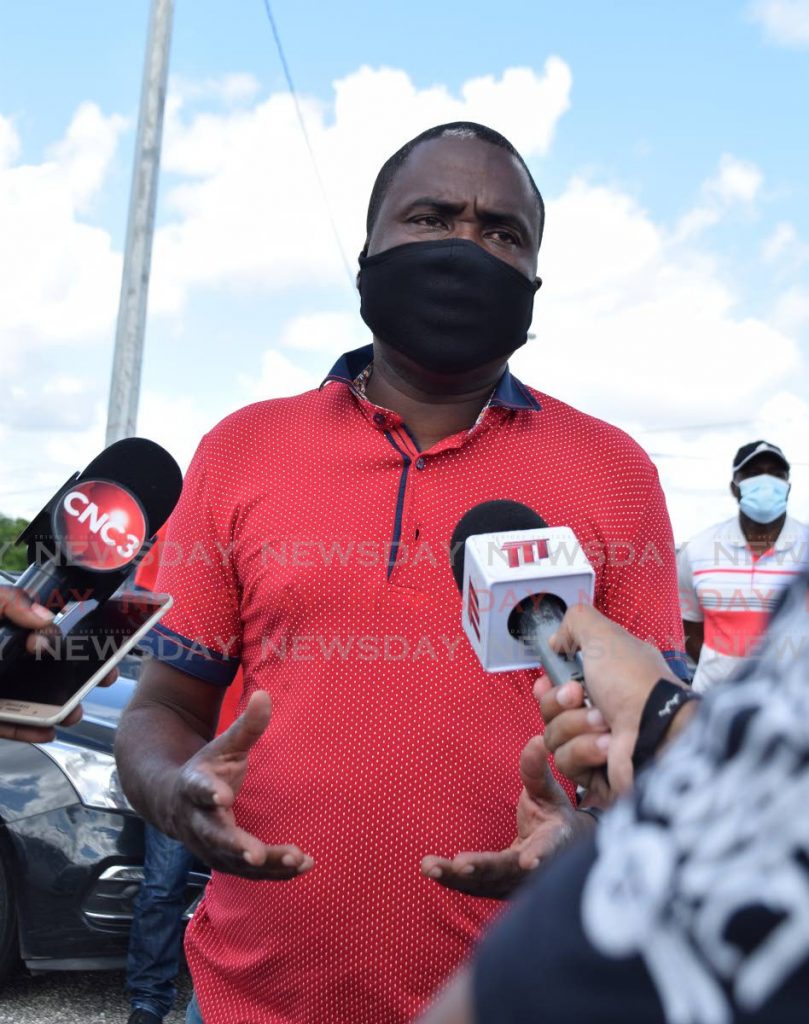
732 440 790 475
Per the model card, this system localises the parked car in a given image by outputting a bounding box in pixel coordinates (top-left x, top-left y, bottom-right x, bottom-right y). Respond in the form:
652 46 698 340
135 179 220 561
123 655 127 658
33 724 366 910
0 651 207 985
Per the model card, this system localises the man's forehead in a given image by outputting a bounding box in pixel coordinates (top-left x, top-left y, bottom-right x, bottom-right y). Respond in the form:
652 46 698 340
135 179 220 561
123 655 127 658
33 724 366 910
384 136 537 211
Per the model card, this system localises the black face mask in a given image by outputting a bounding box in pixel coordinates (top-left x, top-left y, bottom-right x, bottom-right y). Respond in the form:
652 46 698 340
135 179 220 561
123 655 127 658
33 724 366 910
358 239 540 374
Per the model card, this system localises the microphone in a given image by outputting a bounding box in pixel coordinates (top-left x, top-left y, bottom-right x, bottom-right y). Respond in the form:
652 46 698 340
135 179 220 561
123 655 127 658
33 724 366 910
0 438 183 673
450 500 595 686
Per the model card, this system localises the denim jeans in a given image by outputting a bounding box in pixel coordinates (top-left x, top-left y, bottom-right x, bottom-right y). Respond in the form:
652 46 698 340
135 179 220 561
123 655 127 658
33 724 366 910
126 823 195 1019
185 991 204 1024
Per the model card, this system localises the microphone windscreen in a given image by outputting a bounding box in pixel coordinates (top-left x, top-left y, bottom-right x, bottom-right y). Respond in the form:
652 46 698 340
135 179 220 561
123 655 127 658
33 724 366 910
450 500 547 592
79 438 183 535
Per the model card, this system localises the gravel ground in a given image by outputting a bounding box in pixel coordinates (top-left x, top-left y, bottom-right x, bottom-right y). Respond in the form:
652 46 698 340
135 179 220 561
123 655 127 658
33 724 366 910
0 965 193 1023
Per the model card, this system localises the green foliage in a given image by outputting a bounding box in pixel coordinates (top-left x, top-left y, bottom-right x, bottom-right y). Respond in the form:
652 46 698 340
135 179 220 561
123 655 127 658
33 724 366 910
0 515 29 573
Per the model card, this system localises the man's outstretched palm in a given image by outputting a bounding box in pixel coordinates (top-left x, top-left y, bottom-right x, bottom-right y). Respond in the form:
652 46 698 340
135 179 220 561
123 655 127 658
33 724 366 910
169 690 314 880
420 735 589 899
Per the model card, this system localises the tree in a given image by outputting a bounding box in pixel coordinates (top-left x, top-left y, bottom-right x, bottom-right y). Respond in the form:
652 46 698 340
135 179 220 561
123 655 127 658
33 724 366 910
0 515 29 573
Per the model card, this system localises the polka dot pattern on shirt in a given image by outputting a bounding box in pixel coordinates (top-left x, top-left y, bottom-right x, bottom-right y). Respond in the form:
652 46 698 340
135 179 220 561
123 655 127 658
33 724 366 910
154 377 684 1024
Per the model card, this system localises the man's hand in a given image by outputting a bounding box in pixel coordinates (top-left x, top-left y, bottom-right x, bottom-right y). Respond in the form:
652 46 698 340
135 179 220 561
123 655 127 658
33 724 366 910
420 735 591 899
167 690 314 881
0 585 117 742
536 603 684 797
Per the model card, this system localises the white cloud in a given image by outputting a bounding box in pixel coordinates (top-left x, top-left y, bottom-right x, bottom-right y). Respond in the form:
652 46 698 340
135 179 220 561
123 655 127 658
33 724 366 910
0 115 20 169
150 61 573 308
137 389 224 473
1 387 222 521
507 172 803 541
772 285 809 333
169 72 261 106
0 374 100 432
46 102 128 211
278 311 368 355
0 102 126 357
675 154 763 240
707 154 763 204
518 172 798 424
239 349 320 402
762 221 797 262
761 221 809 275
0 103 130 516
748 0 809 47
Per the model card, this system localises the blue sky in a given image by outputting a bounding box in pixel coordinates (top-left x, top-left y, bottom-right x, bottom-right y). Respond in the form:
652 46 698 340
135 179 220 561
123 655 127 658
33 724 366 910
1 0 808 540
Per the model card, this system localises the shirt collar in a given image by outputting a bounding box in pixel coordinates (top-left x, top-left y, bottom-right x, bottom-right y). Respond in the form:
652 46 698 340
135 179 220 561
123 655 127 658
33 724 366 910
320 344 541 412
722 514 804 551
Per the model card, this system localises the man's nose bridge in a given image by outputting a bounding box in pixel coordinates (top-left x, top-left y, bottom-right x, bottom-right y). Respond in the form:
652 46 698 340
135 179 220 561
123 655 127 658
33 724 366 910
451 216 482 245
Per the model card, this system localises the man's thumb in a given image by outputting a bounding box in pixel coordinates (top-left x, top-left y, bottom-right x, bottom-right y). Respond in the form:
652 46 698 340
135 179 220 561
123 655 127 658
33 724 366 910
217 690 272 754
519 734 559 801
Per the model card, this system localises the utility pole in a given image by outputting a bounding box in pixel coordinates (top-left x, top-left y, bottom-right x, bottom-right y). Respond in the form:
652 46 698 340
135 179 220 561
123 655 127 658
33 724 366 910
105 0 175 445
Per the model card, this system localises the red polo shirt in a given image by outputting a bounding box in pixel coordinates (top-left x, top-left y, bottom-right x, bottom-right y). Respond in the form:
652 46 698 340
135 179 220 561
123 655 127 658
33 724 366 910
135 527 243 733
143 346 685 1024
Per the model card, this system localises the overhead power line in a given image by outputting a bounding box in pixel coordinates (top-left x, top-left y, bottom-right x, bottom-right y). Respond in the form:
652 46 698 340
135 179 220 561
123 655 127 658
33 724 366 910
260 0 356 290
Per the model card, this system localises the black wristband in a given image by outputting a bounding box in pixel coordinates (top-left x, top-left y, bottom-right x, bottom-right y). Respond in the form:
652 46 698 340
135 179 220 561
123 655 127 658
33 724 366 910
632 679 701 773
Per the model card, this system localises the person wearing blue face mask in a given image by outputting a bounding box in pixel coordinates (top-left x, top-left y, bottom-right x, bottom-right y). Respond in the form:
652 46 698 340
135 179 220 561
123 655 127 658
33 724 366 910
677 440 809 692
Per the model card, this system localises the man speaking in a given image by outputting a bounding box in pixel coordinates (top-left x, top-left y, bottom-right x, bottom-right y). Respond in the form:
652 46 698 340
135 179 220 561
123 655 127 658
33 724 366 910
116 122 686 1024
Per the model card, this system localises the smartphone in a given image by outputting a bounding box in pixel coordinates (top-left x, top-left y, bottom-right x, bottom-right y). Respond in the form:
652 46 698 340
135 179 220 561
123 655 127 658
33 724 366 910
0 592 172 727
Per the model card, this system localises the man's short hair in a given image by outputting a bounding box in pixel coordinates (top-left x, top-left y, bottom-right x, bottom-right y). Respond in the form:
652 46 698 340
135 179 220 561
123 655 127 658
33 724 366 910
365 122 545 250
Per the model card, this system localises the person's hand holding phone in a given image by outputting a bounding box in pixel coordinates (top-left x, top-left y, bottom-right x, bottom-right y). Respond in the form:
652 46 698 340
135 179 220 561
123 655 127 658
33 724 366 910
0 584 119 740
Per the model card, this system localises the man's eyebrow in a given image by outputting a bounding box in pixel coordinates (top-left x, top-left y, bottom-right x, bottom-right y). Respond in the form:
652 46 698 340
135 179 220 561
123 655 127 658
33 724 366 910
476 206 532 239
399 196 534 239
400 196 465 213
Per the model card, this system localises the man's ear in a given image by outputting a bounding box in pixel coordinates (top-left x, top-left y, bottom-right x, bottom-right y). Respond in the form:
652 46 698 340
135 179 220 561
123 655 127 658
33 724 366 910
730 480 740 502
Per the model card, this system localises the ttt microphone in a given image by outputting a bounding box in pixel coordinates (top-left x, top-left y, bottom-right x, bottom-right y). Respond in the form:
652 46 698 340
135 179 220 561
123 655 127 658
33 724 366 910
450 500 595 685
0 438 182 672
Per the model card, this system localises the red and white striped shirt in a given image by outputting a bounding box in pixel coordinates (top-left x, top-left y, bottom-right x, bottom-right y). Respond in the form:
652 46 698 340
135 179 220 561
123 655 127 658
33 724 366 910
678 514 809 691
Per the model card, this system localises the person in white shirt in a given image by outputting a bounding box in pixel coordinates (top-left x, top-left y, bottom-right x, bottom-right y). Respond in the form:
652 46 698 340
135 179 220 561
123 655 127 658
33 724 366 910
677 440 808 692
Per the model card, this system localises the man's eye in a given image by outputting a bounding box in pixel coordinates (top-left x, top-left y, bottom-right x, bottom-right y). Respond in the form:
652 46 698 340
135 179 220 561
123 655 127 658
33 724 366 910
412 215 446 228
489 229 519 246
